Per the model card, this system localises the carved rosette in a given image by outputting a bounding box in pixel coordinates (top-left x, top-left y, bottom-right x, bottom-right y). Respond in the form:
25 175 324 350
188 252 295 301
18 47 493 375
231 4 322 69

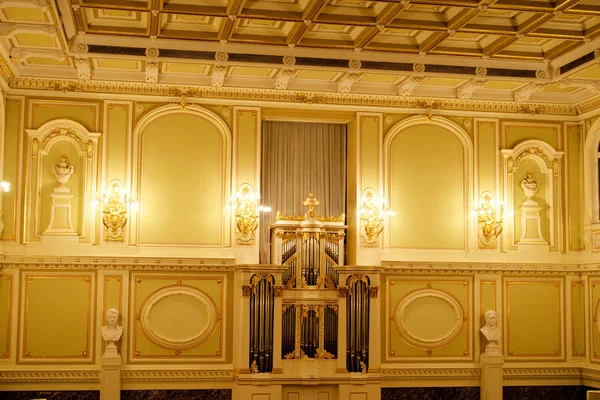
338 287 348 298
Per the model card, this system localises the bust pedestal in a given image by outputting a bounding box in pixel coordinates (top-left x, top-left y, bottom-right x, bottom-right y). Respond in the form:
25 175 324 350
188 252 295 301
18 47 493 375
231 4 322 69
101 343 121 400
481 343 504 400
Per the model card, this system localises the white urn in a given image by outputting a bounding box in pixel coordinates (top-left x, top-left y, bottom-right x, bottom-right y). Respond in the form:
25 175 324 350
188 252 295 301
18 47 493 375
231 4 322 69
520 172 538 200
53 155 75 187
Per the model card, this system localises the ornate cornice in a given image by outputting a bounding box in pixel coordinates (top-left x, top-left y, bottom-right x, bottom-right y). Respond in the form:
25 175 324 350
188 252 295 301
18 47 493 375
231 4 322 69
503 367 582 380
576 95 600 115
2 262 235 272
8 78 577 116
121 369 234 382
383 262 583 276
0 370 100 384
381 368 481 380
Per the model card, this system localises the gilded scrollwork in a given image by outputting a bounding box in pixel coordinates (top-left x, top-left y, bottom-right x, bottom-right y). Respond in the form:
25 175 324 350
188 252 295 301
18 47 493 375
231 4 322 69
101 180 129 241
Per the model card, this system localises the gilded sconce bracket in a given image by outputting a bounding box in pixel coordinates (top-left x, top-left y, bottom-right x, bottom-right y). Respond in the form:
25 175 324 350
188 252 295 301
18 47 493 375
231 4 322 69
100 180 132 241
230 183 271 244
358 188 394 246
477 191 503 249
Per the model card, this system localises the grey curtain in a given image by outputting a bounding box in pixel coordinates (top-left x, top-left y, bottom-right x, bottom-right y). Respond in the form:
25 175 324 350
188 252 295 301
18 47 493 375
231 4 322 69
259 121 347 263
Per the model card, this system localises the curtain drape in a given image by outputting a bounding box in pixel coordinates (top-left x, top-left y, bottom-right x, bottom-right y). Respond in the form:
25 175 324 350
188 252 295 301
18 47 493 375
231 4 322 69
259 121 347 263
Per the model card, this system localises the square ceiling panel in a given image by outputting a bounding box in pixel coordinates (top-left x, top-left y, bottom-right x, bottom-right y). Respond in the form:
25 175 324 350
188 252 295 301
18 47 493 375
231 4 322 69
161 62 211 74
0 5 53 24
83 8 148 35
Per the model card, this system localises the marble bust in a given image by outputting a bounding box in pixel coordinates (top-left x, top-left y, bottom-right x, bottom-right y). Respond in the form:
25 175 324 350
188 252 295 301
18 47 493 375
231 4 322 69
101 308 123 352
480 310 500 346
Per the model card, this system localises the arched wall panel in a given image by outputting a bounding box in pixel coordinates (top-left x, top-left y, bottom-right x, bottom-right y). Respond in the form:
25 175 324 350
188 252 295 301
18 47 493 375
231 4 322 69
387 122 467 250
134 105 231 246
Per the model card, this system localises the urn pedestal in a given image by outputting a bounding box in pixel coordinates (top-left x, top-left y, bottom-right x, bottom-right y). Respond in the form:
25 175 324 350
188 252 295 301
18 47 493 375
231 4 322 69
518 199 546 244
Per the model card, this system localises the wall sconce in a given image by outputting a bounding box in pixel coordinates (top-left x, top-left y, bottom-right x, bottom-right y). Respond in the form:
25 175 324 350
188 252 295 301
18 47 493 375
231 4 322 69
477 191 503 249
228 183 270 244
357 187 395 246
98 180 136 241
0 181 10 192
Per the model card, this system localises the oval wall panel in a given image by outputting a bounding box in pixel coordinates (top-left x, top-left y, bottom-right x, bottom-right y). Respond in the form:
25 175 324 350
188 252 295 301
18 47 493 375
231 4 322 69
394 289 464 349
139 285 218 350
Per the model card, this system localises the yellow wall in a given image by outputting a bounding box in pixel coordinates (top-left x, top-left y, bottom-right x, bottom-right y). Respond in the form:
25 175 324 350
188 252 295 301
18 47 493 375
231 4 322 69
138 112 225 245
388 124 465 249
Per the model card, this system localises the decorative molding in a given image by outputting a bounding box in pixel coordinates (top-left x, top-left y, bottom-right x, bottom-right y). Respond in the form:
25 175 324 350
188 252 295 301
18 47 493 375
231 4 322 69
74 58 90 81
398 76 426 97
273 285 284 297
457 80 485 100
382 262 582 276
241 284 252 296
121 369 234 382
145 61 158 84
2 262 236 271
0 371 100 384
275 69 294 90
381 368 480 380
337 72 361 94
7 78 578 116
503 367 582 380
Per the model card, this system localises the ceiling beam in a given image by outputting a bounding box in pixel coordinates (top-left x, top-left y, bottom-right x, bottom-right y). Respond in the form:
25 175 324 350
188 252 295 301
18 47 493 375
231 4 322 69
354 2 408 49
483 13 555 57
218 0 247 42
286 0 328 47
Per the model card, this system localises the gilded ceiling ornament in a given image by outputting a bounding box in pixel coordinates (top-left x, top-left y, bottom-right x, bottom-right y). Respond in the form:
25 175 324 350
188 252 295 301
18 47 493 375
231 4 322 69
475 66 487 76
283 55 296 66
215 52 228 62
75 43 88 54
413 63 425 73
349 59 361 69
145 48 159 58
536 70 546 80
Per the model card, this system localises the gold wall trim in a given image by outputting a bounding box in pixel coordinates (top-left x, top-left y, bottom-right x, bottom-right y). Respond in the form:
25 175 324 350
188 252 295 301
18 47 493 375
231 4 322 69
382 263 581 276
121 369 234 382
3 262 235 272
381 368 480 380
21 273 95 361
0 370 100 384
503 367 582 381
8 78 578 116
0 274 12 359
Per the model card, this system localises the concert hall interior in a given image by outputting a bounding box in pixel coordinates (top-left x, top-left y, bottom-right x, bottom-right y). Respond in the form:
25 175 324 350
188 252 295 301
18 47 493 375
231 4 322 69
2 0 600 399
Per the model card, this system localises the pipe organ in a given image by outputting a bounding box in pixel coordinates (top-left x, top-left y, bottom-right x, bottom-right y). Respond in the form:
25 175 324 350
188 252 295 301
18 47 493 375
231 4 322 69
346 275 370 373
249 274 275 373
270 194 346 361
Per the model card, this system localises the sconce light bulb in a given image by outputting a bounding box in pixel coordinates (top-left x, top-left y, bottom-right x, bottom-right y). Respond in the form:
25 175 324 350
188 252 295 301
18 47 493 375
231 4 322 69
130 201 139 211
0 181 10 192
388 211 396 216
91 199 99 208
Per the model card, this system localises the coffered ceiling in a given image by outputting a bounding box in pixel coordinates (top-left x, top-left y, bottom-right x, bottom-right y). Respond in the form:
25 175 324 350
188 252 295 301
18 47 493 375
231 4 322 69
2 0 600 112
